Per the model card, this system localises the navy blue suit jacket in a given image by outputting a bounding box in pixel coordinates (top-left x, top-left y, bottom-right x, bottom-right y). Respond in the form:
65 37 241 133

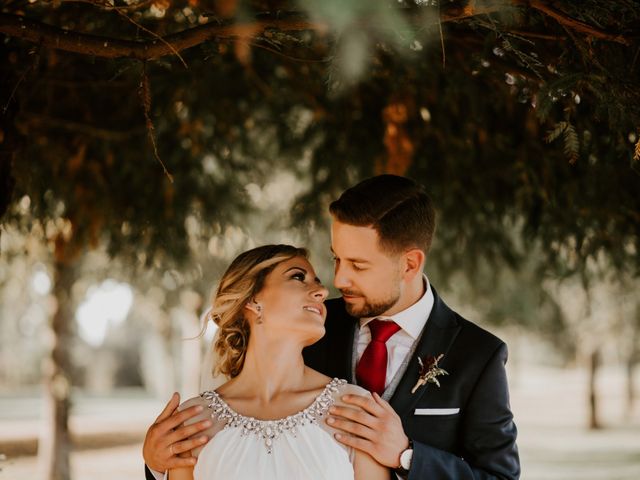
303 289 520 480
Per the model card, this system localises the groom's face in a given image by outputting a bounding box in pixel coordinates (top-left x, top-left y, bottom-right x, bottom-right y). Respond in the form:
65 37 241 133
331 219 405 318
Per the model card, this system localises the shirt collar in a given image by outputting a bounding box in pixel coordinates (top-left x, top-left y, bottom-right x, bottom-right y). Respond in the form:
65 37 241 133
360 275 434 339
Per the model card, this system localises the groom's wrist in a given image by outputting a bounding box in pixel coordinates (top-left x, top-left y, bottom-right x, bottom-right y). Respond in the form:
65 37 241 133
394 439 414 479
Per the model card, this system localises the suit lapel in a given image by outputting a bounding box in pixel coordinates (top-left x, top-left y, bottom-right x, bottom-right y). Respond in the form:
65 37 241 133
334 313 357 383
326 299 358 382
389 288 461 419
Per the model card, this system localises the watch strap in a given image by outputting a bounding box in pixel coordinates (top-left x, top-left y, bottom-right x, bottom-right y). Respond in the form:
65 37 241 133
394 439 414 478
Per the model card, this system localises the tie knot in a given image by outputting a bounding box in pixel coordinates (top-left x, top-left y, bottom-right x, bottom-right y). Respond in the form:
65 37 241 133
368 319 401 343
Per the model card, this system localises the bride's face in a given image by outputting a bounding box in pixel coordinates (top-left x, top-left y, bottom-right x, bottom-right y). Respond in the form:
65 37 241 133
251 256 329 345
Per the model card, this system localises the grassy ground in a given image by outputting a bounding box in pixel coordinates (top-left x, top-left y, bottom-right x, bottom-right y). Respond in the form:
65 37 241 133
1 365 639 480
510 365 640 480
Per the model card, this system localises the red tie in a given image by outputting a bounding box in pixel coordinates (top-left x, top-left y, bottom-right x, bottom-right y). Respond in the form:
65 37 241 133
356 319 401 395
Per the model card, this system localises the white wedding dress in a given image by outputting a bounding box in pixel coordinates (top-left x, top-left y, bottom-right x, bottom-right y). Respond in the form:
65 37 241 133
185 378 365 480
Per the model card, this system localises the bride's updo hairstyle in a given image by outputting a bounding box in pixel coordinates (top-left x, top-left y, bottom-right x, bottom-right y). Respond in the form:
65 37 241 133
209 244 308 378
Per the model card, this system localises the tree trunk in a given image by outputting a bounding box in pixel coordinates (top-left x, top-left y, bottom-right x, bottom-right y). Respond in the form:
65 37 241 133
627 357 636 418
588 348 601 430
38 249 75 480
625 351 637 418
178 290 203 398
0 40 18 219
626 317 639 419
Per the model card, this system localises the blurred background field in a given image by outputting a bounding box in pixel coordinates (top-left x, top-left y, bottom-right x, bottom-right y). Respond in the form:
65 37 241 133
2 364 639 480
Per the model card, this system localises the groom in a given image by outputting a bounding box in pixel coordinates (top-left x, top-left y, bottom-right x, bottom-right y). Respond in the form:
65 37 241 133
143 175 520 479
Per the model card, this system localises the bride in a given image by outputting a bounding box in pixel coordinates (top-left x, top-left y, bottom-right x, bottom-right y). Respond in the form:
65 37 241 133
169 244 388 480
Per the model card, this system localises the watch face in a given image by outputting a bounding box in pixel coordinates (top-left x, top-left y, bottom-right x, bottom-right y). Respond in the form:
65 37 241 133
400 448 413 470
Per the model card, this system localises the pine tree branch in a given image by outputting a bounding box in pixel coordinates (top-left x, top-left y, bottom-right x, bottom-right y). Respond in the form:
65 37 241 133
521 0 632 46
1 5 508 61
0 1 635 61
59 0 155 12
0 5 509 61
17 112 145 141
0 13 324 60
502 29 566 41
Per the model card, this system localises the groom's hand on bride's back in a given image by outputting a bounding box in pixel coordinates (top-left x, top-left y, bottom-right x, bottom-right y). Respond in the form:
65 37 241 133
143 392 212 472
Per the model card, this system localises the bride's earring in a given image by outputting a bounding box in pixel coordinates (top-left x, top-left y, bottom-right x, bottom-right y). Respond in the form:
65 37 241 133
255 304 263 324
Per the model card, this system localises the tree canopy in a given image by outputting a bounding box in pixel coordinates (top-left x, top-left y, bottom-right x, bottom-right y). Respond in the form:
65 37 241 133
1 0 639 278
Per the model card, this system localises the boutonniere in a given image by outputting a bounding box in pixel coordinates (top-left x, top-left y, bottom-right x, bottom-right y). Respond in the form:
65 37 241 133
411 353 448 394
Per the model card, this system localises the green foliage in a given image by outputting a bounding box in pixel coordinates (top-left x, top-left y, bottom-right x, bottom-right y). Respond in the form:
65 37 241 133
0 0 638 285
545 121 579 164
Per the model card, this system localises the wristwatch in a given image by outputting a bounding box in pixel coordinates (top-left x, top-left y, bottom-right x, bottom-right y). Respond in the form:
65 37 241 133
395 439 414 478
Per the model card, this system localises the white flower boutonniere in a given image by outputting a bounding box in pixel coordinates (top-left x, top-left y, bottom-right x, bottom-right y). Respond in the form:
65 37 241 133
411 353 448 394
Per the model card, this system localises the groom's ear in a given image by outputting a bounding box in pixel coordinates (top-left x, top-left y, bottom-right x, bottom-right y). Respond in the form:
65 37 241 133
402 248 425 280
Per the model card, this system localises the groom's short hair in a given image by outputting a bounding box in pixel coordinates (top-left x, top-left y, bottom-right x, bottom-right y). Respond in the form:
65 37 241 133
329 174 436 255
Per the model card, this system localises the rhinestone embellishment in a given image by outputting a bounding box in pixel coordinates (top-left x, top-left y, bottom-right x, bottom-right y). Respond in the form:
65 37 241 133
201 378 346 454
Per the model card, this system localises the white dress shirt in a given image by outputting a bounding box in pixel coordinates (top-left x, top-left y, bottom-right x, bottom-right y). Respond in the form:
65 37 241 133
150 467 164 480
356 276 434 391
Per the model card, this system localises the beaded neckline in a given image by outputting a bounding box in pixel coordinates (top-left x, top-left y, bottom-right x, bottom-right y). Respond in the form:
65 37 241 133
201 377 346 454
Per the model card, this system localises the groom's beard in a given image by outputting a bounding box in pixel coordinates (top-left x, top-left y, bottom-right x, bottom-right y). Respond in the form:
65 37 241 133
340 288 400 318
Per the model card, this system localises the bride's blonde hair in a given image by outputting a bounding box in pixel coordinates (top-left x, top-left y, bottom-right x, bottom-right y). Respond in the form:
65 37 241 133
209 244 308 378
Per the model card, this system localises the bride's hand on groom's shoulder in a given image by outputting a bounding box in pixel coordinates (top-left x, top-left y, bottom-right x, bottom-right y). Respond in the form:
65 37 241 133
327 392 409 468
143 393 212 472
